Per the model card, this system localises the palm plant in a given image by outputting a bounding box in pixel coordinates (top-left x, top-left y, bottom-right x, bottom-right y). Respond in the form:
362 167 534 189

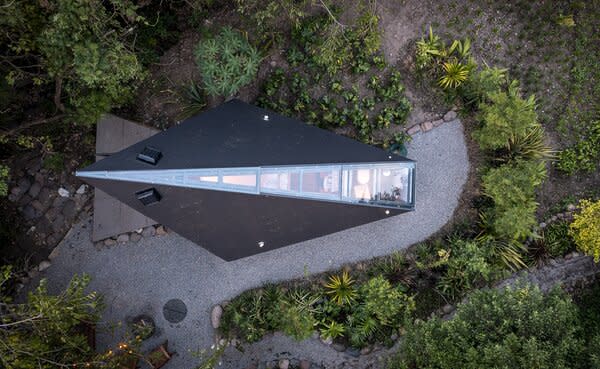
476 225 527 271
319 320 345 340
438 60 470 89
415 26 443 70
324 271 357 305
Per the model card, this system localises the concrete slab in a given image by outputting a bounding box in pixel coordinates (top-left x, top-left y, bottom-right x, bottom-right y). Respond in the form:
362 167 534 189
92 114 160 241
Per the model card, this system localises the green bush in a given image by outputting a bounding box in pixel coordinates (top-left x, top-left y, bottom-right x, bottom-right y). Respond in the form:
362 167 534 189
2 0 145 125
461 66 508 107
0 165 9 197
391 285 583 369
570 199 600 262
482 160 546 240
294 9 381 76
415 28 475 91
220 286 281 342
472 82 538 151
195 27 261 97
325 271 357 306
557 120 600 175
437 239 498 299
543 221 575 258
347 276 414 347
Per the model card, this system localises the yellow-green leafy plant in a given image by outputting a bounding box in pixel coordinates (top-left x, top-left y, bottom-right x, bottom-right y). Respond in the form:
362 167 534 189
472 82 538 151
324 271 357 305
570 199 600 262
438 61 470 89
319 320 345 340
481 159 546 240
0 165 9 197
415 26 443 70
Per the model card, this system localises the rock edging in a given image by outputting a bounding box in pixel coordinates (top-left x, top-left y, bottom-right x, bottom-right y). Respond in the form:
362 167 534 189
405 109 458 136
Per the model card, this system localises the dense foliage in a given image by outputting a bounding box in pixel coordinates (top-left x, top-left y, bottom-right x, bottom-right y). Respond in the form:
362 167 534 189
557 120 600 174
472 83 538 150
570 199 600 262
1 0 145 125
0 164 8 196
0 267 148 369
220 274 414 348
390 285 584 369
482 159 546 240
194 27 261 97
256 12 411 145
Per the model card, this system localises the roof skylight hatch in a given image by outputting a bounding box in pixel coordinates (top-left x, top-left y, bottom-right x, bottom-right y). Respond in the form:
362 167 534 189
137 146 162 165
136 188 162 206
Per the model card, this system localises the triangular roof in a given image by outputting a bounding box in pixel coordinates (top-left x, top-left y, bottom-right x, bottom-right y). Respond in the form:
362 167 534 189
78 100 415 260
80 99 412 172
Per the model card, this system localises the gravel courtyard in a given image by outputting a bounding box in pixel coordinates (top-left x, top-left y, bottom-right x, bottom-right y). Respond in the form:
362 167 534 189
32 119 469 369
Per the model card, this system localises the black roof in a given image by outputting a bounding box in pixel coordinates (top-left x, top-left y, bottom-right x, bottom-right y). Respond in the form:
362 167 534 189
78 100 415 261
80 99 412 173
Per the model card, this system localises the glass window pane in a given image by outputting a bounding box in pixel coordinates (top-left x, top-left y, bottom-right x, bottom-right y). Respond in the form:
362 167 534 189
199 176 218 183
376 166 410 203
301 168 340 195
260 170 300 192
347 168 376 201
222 174 257 187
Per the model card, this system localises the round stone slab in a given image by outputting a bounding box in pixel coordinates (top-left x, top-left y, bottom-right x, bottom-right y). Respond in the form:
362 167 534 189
163 299 187 323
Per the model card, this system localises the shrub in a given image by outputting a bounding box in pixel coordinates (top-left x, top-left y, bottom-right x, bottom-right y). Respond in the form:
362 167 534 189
543 221 574 258
557 120 600 175
347 276 414 347
438 61 470 89
482 160 546 240
274 302 316 340
472 82 538 151
320 320 345 340
220 286 282 342
0 164 9 197
391 285 583 369
195 27 261 97
570 199 600 262
461 66 508 106
503 125 554 163
2 0 145 125
437 239 497 299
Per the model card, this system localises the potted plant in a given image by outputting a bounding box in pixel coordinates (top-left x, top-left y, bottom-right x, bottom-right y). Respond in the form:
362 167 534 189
146 341 173 369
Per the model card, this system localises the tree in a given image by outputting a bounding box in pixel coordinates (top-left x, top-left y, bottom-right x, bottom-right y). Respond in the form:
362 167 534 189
570 199 600 262
0 266 141 369
0 0 145 130
391 284 584 369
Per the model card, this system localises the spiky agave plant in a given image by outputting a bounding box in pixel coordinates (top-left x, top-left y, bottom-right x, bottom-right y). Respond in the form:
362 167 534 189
438 60 470 89
178 82 206 120
324 271 357 305
503 125 555 163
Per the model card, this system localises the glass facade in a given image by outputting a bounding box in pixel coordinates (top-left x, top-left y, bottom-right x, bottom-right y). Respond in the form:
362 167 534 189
77 162 415 209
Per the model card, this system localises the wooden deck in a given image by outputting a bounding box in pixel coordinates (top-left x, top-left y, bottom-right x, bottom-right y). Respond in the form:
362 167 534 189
92 114 159 241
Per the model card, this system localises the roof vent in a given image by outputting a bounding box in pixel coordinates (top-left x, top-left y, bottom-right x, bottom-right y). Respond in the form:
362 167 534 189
137 146 162 165
136 188 161 206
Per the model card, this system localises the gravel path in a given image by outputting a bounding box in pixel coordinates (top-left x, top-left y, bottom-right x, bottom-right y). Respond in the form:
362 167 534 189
34 120 469 369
